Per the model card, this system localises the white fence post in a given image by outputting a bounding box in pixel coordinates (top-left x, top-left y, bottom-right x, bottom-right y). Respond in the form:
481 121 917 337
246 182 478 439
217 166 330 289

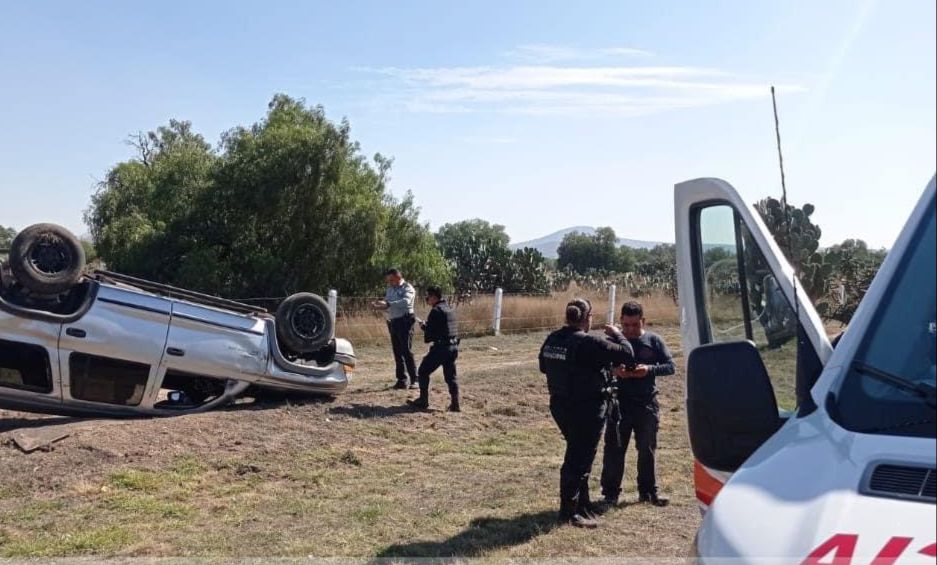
608 284 617 325
493 288 503 336
327 289 338 322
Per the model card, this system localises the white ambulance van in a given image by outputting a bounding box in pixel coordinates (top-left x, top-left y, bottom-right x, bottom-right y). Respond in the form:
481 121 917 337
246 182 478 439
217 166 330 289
674 175 935 563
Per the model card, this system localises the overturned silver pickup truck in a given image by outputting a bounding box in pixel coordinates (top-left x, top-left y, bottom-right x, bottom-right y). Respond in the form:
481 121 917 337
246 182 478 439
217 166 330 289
0 224 355 417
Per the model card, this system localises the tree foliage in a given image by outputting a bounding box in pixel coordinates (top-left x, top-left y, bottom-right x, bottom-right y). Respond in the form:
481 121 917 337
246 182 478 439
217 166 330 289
436 220 511 293
557 227 634 274
755 197 885 325
504 247 550 294
0 225 15 249
86 119 217 283
820 239 886 324
630 244 677 299
435 219 548 294
86 95 450 298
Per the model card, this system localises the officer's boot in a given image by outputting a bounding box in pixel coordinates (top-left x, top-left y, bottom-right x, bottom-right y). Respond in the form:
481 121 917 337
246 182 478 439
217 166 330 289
447 393 461 412
578 479 600 519
559 498 597 529
407 386 429 410
639 492 670 507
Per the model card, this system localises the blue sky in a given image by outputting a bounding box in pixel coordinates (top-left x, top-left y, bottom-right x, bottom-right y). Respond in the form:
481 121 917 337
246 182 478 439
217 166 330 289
0 0 934 249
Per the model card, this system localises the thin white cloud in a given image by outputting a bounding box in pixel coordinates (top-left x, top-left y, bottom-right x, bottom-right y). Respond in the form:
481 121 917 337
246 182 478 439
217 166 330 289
369 65 728 90
356 47 805 117
505 44 653 63
461 136 518 145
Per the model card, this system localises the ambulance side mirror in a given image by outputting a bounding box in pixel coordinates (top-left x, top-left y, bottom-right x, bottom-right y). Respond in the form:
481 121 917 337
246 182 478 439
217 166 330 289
686 341 783 472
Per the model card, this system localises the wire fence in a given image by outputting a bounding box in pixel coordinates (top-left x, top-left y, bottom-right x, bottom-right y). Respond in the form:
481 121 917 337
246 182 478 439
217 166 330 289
332 287 679 345
231 286 679 345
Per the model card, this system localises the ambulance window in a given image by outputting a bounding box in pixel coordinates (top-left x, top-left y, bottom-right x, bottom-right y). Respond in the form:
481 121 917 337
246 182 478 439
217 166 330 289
834 194 935 438
696 204 805 411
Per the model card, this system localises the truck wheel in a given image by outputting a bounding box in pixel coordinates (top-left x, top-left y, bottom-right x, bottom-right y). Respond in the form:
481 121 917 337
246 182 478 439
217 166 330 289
276 292 334 354
10 223 86 295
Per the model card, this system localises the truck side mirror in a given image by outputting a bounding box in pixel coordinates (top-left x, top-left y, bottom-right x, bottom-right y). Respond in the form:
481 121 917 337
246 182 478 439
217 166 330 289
687 341 783 472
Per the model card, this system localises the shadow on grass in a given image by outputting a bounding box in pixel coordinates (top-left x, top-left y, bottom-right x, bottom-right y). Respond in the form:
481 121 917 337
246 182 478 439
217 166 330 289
329 403 425 419
0 391 334 425
373 510 558 559
228 391 337 411
0 416 82 433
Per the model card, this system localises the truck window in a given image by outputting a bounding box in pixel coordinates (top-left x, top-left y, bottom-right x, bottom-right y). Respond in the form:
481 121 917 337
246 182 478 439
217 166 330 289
834 193 936 438
696 204 806 411
69 353 149 406
0 339 53 393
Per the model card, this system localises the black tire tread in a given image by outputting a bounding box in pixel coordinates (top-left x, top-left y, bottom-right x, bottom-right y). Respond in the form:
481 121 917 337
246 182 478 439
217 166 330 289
275 292 334 355
10 223 85 295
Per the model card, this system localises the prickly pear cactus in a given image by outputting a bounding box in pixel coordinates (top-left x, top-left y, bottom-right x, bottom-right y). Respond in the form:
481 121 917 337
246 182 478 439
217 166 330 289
754 197 829 302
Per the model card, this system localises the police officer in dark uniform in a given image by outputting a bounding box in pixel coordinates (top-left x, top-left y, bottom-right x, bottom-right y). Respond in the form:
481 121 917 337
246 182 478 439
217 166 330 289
539 298 635 528
407 286 461 412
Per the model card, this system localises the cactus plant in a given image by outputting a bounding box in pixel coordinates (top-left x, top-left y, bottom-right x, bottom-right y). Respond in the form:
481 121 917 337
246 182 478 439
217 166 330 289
754 197 829 302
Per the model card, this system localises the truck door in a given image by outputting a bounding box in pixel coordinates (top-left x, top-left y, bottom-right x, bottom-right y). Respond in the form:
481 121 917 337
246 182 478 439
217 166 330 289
58 285 172 414
0 310 64 410
673 178 833 510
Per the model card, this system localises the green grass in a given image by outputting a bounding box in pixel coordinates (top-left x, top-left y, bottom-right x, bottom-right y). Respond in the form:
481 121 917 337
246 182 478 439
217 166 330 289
761 342 798 411
465 436 512 456
1 526 136 558
169 455 208 479
0 456 207 556
352 505 386 525
103 493 194 520
107 469 163 492
2 500 66 525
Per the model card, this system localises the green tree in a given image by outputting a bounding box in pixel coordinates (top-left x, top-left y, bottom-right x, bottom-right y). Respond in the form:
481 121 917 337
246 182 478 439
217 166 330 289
617 245 636 274
435 219 512 293
86 95 449 298
80 238 99 265
703 246 734 268
0 225 15 249
632 243 677 300
557 227 624 273
821 239 887 324
85 119 217 281
504 247 550 294
556 231 593 273
593 227 620 270
379 192 453 291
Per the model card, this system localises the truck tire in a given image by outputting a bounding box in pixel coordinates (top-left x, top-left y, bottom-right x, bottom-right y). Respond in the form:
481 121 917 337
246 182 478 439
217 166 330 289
276 292 334 355
10 223 86 295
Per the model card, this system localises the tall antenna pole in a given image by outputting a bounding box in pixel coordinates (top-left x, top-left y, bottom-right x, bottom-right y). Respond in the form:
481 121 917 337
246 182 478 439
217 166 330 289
771 86 814 414
771 86 790 216
771 86 801 332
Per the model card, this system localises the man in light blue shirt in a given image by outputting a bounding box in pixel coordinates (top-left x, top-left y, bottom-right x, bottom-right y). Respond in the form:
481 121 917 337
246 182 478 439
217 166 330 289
372 268 418 389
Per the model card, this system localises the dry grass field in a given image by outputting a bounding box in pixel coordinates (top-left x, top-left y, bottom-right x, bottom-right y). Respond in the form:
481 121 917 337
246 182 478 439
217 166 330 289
336 290 680 345
0 323 700 560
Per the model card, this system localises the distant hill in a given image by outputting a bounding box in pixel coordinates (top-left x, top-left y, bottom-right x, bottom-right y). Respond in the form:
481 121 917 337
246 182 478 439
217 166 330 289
510 226 667 259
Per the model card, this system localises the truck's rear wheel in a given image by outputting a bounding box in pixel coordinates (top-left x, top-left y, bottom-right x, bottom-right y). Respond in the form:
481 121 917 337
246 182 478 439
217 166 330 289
9 223 86 295
276 292 334 355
